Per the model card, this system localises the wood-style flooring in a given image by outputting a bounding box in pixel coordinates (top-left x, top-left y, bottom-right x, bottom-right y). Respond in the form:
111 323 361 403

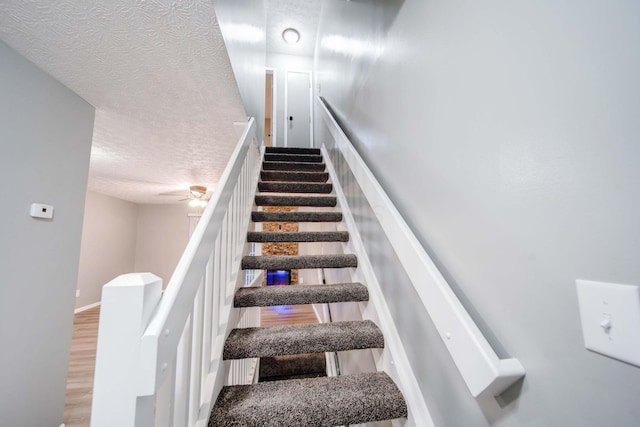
261 302 319 327
62 296 319 426
63 306 100 427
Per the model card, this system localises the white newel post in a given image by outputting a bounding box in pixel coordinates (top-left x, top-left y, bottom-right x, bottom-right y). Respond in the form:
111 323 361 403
91 273 163 427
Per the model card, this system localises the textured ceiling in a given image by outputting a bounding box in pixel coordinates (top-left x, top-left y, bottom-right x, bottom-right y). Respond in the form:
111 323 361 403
265 0 322 57
0 0 248 204
0 0 323 204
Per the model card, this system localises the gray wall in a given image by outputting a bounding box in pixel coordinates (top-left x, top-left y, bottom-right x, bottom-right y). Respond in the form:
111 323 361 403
76 191 138 309
214 0 266 143
266 53 314 147
0 41 94 426
315 1 640 426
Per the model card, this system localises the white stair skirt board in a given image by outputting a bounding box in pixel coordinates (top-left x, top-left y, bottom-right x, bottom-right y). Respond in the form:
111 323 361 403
317 95 525 399
322 145 434 427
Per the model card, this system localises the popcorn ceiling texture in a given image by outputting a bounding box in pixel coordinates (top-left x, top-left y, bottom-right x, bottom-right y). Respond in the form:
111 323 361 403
0 0 248 203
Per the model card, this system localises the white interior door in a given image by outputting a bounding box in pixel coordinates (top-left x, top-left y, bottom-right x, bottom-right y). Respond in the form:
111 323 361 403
285 71 311 147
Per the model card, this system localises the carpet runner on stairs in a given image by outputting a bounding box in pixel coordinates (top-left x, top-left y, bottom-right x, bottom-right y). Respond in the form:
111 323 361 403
234 282 368 307
258 181 333 193
262 161 327 172
210 372 407 427
223 320 384 359
246 231 349 243
255 194 337 207
262 147 321 155
264 153 323 163
251 211 342 223
241 254 358 270
209 146 407 426
260 170 329 182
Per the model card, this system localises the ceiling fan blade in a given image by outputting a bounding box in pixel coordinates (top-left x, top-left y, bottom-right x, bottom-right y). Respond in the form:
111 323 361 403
159 189 188 196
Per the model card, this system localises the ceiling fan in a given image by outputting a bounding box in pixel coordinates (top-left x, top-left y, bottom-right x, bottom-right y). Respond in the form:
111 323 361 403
160 185 210 207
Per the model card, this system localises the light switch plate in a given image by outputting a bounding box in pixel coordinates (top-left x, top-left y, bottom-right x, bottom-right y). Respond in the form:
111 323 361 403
576 280 640 366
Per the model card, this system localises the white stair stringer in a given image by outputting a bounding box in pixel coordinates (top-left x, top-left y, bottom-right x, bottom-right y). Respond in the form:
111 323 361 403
322 146 435 427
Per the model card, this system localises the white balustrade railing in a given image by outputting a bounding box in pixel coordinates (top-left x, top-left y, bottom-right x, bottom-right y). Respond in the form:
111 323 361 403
317 96 525 398
91 118 262 427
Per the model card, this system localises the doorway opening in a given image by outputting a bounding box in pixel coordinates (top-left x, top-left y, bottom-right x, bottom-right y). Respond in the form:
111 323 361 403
265 68 276 146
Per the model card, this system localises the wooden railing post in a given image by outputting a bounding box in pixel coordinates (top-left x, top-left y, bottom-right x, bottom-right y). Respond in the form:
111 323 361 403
91 273 162 427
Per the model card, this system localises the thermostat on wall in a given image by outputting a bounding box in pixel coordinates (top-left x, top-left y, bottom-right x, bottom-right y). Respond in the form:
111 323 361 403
30 203 54 219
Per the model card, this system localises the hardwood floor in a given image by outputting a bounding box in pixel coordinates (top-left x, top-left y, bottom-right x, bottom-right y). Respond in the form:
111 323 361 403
62 293 318 426
64 306 100 427
261 302 319 327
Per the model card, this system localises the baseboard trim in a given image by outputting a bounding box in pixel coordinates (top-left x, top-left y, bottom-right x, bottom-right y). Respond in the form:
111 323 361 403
74 301 101 314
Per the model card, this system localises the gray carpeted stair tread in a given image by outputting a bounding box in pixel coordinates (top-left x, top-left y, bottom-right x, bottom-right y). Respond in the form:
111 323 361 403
265 147 321 155
258 181 333 194
223 320 383 359
259 353 326 379
265 153 323 163
234 282 368 307
247 231 349 243
209 372 407 426
251 211 343 223
263 161 326 172
261 170 329 182
255 195 337 207
242 254 357 270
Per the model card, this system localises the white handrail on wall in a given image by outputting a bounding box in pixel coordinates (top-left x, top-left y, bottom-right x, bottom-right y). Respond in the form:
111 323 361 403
91 118 262 427
317 97 525 398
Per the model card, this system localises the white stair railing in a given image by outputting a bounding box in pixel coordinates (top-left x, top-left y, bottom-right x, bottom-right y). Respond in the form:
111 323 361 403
91 118 262 427
317 96 525 398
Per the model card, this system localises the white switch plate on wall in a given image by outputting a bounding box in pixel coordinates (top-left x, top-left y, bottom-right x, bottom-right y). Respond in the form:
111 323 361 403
576 280 640 367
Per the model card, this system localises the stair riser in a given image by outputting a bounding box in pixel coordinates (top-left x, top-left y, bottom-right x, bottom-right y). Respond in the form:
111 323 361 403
260 171 329 182
259 353 327 380
251 212 343 222
255 195 337 207
258 182 333 194
242 255 357 270
265 147 321 155
262 161 326 172
247 231 348 243
265 154 323 163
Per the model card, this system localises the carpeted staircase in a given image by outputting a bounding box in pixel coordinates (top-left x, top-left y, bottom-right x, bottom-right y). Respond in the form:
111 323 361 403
209 146 408 426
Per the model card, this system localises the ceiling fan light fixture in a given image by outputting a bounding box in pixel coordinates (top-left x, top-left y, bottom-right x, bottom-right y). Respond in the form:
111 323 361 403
189 185 207 198
282 28 300 45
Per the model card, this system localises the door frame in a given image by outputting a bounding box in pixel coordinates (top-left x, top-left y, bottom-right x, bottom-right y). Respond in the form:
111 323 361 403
284 69 313 148
265 67 277 147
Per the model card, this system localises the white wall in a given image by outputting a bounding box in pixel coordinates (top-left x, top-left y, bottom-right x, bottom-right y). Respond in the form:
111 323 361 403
135 204 191 285
0 41 94 427
267 53 313 147
76 191 138 309
315 1 640 426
